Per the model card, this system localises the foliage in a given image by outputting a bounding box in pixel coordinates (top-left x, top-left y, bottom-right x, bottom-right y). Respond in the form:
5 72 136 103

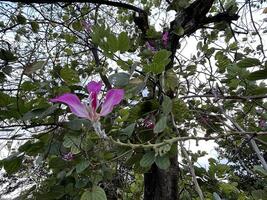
0 0 267 199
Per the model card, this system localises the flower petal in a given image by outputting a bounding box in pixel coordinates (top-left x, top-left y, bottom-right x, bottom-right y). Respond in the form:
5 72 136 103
100 89 124 116
87 81 102 94
50 93 89 118
86 81 102 110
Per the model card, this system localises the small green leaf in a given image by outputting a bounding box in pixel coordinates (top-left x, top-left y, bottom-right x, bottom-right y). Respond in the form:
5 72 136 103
122 123 136 137
118 32 130 52
24 61 46 75
153 116 167 133
155 155 170 170
0 49 17 62
30 21 39 33
237 58 261 68
109 72 130 87
2 65 12 75
76 160 90 173
174 26 184 36
140 151 155 168
72 20 83 31
164 69 179 91
60 67 80 84
81 186 107 200
162 95 172 115
16 14 27 25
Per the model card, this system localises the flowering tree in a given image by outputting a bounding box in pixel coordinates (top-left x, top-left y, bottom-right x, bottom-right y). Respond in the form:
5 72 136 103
0 0 267 199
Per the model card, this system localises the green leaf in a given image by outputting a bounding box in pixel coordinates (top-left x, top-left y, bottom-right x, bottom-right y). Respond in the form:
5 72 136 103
16 14 27 25
0 49 17 62
253 165 267 177
76 160 90 173
24 61 46 75
72 20 83 31
125 78 145 98
174 26 184 36
153 50 171 66
172 99 190 123
251 189 267 200
122 123 136 137
118 32 130 52
81 186 107 200
153 116 167 133
64 33 77 44
60 67 80 84
237 58 261 68
248 69 267 81
19 141 44 156
2 65 12 75
144 50 171 74
91 24 107 44
30 21 39 33
162 95 172 115
2 153 23 174
107 34 118 52
164 69 179 91
109 72 130 87
155 155 170 170
140 151 155 168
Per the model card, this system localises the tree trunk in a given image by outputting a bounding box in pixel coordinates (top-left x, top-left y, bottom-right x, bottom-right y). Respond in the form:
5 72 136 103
144 156 179 200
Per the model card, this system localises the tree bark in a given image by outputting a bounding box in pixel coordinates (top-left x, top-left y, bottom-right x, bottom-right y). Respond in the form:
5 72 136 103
144 156 179 200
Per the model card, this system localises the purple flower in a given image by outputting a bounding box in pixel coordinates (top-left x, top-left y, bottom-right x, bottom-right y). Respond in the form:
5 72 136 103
146 42 156 52
259 118 267 129
162 31 169 48
82 21 92 32
63 152 74 161
50 81 124 122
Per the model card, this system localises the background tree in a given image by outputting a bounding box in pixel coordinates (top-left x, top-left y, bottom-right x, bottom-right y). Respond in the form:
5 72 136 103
0 0 267 199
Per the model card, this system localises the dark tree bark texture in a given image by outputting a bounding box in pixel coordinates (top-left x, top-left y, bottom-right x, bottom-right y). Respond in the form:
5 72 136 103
144 157 179 200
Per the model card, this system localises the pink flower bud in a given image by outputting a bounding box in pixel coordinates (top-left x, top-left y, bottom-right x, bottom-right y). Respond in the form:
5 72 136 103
143 116 155 129
162 31 169 48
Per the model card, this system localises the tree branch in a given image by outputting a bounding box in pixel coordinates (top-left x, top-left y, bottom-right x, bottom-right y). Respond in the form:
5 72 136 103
2 0 145 14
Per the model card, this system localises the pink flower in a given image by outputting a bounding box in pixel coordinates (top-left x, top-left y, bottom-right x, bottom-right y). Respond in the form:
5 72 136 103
162 31 169 48
50 81 124 122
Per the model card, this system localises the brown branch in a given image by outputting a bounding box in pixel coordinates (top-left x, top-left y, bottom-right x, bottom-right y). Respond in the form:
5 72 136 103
166 0 239 70
182 94 267 100
2 0 145 14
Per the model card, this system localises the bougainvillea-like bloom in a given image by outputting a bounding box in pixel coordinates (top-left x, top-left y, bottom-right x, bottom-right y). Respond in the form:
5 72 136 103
50 81 124 122
162 31 169 48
